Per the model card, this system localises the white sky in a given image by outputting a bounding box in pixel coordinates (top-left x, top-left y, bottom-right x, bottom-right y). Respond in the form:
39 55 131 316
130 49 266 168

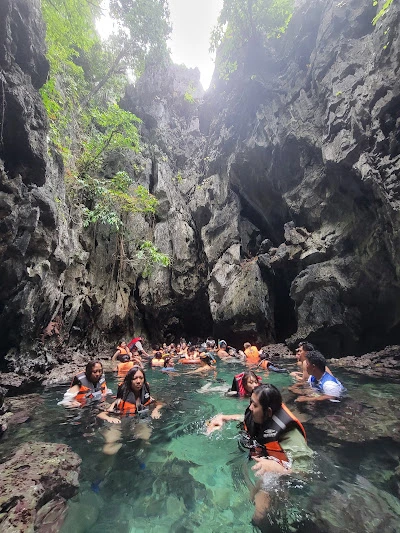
96 0 223 90
168 0 223 89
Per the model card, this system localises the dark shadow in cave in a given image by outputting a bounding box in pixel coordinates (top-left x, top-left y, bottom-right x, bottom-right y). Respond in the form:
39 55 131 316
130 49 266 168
272 270 297 342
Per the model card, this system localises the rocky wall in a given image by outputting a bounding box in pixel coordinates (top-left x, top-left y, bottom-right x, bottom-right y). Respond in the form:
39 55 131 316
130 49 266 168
122 0 400 354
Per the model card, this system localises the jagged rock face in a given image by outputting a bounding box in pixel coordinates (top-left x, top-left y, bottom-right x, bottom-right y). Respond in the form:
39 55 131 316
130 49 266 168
122 0 400 354
1 0 400 369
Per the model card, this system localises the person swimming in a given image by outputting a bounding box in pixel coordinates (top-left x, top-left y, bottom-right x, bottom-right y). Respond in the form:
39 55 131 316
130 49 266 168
207 384 313 527
226 371 262 397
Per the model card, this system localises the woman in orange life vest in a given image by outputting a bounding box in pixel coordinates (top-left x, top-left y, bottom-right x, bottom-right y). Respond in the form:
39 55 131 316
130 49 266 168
207 384 313 526
98 367 162 454
58 361 110 408
112 341 132 362
98 367 162 422
150 351 165 367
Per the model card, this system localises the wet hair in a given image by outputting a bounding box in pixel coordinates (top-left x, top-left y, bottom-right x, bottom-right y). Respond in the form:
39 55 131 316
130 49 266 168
244 342 251 349
85 361 103 379
252 384 282 418
242 371 260 391
298 341 314 352
219 340 227 348
120 354 130 363
118 366 147 405
305 350 326 372
154 351 162 359
200 353 213 365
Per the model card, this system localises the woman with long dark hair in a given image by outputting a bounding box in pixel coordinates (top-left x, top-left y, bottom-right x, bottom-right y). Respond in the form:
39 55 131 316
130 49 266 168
98 366 162 422
59 361 110 407
98 367 162 454
207 384 313 526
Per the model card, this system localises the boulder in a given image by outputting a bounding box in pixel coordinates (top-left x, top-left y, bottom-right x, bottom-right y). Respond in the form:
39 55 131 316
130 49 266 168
0 442 81 532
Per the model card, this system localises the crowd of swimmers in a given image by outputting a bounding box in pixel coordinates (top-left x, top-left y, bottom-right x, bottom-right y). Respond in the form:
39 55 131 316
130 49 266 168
59 336 346 528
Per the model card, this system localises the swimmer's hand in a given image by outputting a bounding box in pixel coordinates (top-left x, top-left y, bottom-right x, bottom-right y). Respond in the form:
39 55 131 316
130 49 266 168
206 414 225 434
151 408 162 419
206 413 243 434
97 412 121 424
64 400 81 408
252 457 290 475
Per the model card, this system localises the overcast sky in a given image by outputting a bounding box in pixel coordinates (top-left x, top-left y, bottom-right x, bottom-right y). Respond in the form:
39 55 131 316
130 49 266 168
96 0 223 90
168 0 223 89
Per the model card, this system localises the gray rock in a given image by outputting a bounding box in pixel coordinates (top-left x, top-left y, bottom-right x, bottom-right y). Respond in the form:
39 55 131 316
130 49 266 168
0 442 81 532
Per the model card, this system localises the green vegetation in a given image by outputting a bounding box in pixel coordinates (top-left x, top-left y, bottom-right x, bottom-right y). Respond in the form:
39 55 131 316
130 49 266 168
136 240 171 278
372 0 394 25
40 0 172 279
210 0 294 80
184 82 196 103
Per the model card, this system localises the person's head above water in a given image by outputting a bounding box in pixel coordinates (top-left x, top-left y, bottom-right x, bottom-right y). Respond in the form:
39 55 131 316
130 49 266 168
242 371 260 394
123 366 146 394
295 341 314 361
249 384 282 424
200 353 213 366
85 361 103 384
305 350 326 377
219 340 227 348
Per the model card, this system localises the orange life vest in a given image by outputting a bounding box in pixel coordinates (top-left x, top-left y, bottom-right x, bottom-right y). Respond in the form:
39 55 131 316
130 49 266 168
72 372 107 406
242 404 306 463
117 361 135 377
117 346 129 355
245 346 260 363
116 385 152 415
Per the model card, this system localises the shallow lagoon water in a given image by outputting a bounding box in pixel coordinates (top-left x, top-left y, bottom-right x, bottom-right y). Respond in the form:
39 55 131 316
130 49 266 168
1 361 400 532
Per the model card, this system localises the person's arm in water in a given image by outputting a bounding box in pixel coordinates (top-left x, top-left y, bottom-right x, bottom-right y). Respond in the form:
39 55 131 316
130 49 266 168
58 384 81 408
151 401 163 419
295 393 337 402
97 400 122 424
295 377 344 402
288 382 310 395
206 413 244 433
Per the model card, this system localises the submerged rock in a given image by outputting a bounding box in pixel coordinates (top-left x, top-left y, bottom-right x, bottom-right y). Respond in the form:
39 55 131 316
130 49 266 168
0 442 81 532
312 476 400 533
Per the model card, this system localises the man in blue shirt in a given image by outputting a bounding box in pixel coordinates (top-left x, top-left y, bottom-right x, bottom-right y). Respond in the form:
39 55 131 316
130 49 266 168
295 351 346 403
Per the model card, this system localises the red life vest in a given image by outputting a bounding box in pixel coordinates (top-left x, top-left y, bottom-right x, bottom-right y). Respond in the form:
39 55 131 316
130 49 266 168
231 372 262 397
242 404 306 463
128 337 142 350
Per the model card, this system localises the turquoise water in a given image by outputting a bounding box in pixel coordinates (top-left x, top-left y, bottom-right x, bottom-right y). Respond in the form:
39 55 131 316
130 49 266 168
1 360 400 532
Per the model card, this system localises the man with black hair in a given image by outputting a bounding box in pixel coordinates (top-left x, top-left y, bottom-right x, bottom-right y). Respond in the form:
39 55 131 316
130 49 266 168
295 350 346 402
289 342 314 381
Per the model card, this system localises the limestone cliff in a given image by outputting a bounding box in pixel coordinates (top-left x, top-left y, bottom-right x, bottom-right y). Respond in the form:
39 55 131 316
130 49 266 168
0 0 399 380
122 0 400 355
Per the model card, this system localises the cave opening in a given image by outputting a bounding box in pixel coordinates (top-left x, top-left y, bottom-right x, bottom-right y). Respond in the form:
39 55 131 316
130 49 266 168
272 270 297 342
